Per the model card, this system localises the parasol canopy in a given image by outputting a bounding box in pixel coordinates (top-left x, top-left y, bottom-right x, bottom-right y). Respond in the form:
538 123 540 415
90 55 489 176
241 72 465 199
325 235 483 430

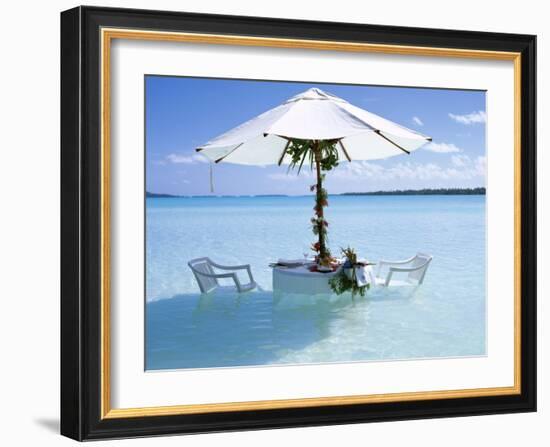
196 87 431 165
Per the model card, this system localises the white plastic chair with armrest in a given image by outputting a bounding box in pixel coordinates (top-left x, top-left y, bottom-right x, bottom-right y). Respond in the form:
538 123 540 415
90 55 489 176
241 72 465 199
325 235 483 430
374 253 432 287
188 257 257 294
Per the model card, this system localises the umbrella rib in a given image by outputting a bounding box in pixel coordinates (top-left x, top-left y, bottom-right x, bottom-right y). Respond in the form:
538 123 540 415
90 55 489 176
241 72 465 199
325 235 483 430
277 139 292 166
214 142 244 164
338 140 352 161
373 130 410 155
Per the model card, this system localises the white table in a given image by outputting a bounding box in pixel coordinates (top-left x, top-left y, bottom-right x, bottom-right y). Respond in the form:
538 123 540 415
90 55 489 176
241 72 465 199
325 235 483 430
272 263 375 295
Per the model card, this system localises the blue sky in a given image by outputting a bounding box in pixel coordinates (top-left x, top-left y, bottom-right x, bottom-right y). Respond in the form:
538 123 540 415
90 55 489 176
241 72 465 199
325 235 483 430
146 76 486 195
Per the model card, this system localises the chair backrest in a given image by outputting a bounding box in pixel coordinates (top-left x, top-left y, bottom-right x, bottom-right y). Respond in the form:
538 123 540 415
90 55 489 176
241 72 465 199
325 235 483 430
407 253 432 284
188 258 218 293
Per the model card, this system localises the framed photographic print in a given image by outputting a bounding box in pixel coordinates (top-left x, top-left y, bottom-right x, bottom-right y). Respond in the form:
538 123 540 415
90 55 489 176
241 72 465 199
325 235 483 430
60 6 536 441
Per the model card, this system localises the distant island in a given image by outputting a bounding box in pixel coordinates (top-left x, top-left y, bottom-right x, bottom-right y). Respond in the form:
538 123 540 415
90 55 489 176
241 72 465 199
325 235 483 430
342 187 486 196
146 191 180 198
147 187 485 198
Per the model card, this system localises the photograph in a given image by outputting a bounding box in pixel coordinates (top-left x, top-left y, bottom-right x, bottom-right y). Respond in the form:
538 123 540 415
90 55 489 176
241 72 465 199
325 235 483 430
145 76 487 371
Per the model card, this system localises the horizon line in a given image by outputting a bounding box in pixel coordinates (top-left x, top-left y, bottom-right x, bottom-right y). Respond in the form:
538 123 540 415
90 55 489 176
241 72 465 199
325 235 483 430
146 186 486 198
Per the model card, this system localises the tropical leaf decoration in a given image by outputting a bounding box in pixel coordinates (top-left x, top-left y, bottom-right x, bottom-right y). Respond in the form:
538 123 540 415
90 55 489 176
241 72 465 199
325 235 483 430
329 247 369 297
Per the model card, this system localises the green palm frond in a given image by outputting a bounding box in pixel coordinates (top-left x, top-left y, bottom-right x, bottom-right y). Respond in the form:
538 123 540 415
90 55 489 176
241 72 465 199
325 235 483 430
285 138 340 173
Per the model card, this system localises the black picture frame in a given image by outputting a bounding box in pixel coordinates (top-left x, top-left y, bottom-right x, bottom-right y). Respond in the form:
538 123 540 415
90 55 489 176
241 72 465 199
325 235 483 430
61 5 536 441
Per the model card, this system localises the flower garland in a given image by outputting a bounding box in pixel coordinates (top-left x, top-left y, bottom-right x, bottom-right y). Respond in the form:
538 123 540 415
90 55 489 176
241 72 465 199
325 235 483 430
285 138 340 266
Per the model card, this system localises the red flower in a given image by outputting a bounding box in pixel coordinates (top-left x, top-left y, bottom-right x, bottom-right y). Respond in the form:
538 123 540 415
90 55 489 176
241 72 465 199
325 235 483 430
311 242 321 252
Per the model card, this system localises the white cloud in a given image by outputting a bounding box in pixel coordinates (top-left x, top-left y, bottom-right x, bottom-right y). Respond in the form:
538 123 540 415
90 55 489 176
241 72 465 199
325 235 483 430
268 171 311 181
474 156 486 176
193 154 209 163
412 116 424 126
449 154 486 174
451 154 471 167
449 110 487 125
332 159 486 182
166 153 209 164
424 142 462 153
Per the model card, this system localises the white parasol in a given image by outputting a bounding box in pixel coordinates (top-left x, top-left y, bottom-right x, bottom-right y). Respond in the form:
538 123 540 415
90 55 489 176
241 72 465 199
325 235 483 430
196 88 431 165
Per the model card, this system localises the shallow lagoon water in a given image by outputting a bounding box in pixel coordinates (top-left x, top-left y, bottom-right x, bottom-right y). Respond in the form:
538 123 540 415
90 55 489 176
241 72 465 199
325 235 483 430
146 195 486 370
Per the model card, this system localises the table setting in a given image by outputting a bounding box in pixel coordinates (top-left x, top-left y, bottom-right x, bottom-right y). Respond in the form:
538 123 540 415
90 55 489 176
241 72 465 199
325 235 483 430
270 248 375 296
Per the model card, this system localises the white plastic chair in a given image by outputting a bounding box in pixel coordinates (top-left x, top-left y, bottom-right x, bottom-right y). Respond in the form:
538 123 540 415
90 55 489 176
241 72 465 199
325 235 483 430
188 257 257 294
374 253 432 287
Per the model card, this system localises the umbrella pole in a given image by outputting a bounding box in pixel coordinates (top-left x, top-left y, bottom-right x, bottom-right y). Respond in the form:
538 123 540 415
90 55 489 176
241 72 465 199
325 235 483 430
313 141 328 261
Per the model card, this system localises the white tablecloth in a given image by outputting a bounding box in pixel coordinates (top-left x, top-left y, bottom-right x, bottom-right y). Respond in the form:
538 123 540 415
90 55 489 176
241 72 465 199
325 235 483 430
272 264 374 295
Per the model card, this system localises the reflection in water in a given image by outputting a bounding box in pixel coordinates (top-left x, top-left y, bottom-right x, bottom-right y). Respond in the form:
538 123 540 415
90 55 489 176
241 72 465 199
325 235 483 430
146 287 438 370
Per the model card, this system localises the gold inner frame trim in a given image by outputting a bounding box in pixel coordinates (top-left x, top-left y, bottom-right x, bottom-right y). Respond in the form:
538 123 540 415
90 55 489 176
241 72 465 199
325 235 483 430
100 27 522 419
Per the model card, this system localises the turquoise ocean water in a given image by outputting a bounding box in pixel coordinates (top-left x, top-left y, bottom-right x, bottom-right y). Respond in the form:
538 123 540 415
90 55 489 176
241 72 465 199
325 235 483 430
146 195 486 370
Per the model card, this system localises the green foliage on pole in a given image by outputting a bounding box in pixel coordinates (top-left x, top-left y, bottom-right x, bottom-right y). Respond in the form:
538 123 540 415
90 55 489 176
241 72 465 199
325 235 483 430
286 139 340 173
